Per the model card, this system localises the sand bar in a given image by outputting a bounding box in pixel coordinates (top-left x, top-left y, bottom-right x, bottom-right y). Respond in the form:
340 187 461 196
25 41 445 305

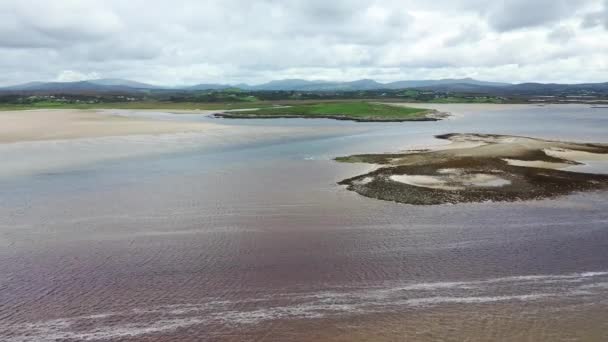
337 133 608 205
0 109 223 144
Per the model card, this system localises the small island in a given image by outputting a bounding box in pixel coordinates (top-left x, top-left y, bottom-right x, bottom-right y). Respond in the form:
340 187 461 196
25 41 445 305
214 102 447 122
337 133 608 205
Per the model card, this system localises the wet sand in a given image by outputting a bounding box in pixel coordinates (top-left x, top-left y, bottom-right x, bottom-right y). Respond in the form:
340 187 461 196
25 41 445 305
0 109 224 143
235 303 608 342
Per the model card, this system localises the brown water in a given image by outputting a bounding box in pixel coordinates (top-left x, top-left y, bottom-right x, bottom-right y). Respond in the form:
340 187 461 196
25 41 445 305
1 104 608 341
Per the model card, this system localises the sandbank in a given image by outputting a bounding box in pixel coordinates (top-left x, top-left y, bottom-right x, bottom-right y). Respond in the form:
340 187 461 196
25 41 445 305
0 109 223 144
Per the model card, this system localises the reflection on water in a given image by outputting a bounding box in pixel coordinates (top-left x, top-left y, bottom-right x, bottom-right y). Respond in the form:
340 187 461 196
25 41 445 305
1 104 608 341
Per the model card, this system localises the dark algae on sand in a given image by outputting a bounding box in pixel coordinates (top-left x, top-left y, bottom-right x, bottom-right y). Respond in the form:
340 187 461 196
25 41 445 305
337 133 608 205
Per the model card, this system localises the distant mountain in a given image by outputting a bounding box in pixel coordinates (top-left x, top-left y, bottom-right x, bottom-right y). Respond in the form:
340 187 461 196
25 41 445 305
185 83 236 90
2 78 607 95
0 77 511 93
88 78 160 89
2 81 125 92
428 82 608 95
499 82 608 94
0 80 160 93
238 78 509 91
332 79 385 90
248 79 328 90
1 81 46 91
386 78 510 89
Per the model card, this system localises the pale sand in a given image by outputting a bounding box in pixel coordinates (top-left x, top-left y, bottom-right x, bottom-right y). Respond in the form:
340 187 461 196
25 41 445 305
379 134 608 192
390 175 462 191
339 133 608 204
407 134 608 164
502 158 571 169
0 109 224 143
544 148 608 162
390 173 511 191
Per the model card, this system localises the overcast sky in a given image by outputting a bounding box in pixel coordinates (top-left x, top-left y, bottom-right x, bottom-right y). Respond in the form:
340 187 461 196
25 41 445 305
1 0 607 86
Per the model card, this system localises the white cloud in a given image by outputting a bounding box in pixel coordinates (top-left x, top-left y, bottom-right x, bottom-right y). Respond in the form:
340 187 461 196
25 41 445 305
0 0 606 86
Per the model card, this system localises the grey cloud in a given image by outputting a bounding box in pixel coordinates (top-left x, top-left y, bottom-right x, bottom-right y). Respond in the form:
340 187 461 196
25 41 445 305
0 0 606 86
0 1 122 48
65 38 163 62
604 0 608 28
602 0 608 28
548 26 576 43
444 25 485 47
582 0 608 28
484 0 589 32
582 12 603 28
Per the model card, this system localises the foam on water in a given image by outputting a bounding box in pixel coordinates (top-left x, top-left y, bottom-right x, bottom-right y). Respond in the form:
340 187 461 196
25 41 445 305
2 270 606 341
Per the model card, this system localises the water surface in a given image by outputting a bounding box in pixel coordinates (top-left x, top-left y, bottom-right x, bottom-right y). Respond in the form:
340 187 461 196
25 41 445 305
1 104 607 341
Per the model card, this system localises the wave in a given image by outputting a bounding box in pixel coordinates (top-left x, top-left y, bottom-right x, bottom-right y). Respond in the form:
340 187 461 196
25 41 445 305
2 270 607 341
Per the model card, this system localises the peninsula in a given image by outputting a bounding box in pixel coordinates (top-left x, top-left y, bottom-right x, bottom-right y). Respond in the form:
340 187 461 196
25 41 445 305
214 102 447 122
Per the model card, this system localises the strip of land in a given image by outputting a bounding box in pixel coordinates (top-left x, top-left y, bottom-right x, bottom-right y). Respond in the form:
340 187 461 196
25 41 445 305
0 109 223 143
337 133 608 205
0 101 278 112
215 102 447 122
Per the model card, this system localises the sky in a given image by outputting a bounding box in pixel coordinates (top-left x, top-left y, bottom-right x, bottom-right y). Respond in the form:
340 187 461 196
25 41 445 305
0 0 607 86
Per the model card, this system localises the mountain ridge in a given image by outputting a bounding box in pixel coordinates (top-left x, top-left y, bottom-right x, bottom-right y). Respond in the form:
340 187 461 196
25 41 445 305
0 77 509 92
2 78 607 95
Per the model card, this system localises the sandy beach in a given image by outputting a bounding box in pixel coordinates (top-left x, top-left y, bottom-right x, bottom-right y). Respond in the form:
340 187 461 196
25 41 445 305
0 109 224 144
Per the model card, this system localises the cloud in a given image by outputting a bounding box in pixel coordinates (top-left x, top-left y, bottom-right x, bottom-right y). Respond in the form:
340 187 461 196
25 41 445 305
443 25 485 46
548 26 577 43
483 0 592 32
55 70 101 82
0 0 607 86
0 1 122 48
582 0 608 29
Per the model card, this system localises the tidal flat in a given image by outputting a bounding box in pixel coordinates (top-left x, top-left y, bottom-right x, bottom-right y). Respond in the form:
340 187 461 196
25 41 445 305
1 104 608 341
337 133 608 205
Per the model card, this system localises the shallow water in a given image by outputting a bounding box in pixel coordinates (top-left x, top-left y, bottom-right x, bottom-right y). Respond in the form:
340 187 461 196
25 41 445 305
1 104 608 341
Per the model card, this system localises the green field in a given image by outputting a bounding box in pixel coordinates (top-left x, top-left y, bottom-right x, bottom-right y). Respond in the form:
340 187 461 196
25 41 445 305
0 100 439 121
224 102 432 121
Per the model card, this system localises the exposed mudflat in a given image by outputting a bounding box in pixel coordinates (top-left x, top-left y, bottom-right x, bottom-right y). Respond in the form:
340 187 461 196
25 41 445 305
337 133 608 205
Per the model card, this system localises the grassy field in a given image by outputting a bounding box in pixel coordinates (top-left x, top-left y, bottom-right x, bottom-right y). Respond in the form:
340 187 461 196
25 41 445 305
0 101 276 111
222 102 432 121
0 100 440 121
